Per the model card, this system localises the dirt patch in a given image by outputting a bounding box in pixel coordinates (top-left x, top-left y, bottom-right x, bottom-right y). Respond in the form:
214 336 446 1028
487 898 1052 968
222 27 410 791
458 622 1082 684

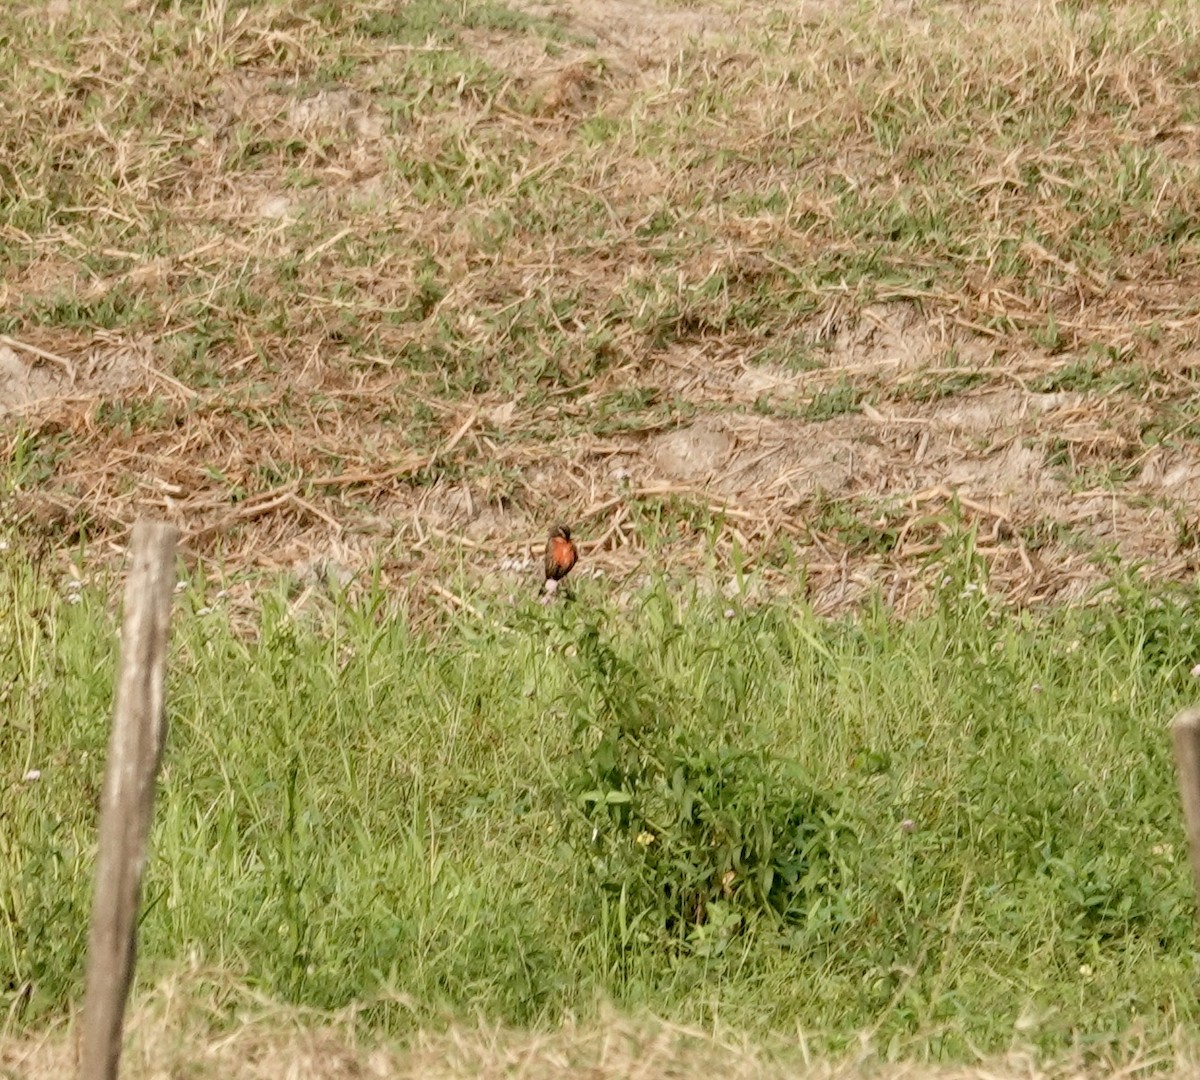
816 303 995 375
517 0 854 62
1 336 155 415
1139 449 1200 505
0 345 65 413
652 420 735 482
921 389 1083 436
522 0 736 56
944 440 1058 506
638 386 1073 514
287 88 387 141
697 413 892 501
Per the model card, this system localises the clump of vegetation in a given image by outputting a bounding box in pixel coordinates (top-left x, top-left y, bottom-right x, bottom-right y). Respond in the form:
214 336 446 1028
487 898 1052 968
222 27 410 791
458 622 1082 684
564 623 855 953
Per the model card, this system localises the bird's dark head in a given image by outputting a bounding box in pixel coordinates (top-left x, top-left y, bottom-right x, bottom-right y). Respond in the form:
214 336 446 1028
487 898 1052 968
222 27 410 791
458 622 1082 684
550 523 572 541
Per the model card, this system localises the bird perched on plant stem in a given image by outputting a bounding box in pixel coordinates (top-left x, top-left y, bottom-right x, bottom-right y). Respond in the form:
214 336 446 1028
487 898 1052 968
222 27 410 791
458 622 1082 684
542 523 578 599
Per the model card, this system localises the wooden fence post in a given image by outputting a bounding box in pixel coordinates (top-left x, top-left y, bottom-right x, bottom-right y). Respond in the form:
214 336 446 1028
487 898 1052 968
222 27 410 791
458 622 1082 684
79 521 179 1080
1171 706 1200 919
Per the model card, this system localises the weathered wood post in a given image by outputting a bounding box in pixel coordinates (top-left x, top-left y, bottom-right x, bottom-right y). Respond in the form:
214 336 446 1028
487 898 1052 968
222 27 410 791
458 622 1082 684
1171 706 1200 918
80 521 179 1080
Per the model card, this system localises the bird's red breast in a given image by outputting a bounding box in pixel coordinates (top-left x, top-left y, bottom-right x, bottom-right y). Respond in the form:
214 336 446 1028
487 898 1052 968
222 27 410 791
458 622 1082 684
545 534 578 581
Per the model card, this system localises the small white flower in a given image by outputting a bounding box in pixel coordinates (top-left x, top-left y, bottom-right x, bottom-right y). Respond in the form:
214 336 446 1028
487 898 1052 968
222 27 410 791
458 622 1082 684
0 539 9 551
23 770 41 783
66 593 82 605
1191 663 1200 678
1079 964 1093 978
724 608 736 619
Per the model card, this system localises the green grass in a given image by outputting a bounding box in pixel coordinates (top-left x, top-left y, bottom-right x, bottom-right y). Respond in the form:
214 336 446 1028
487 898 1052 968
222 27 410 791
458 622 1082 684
3 541 1199 1061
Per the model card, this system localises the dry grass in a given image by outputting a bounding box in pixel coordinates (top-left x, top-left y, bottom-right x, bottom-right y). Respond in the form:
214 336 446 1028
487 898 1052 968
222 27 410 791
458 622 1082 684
4 0 1200 611
3 972 1194 1079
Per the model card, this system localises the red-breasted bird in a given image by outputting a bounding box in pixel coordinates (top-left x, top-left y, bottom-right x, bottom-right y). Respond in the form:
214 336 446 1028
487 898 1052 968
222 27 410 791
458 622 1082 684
543 524 578 595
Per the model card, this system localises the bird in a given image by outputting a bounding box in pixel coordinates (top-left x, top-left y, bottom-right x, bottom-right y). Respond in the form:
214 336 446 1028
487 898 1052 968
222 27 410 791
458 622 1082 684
542 523 578 599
